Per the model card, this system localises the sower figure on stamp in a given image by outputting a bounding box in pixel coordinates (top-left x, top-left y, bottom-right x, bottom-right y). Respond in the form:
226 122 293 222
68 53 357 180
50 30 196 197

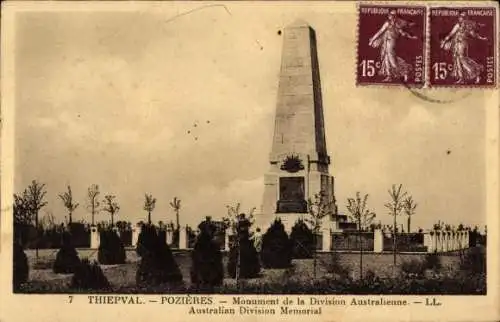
440 12 488 84
368 10 418 82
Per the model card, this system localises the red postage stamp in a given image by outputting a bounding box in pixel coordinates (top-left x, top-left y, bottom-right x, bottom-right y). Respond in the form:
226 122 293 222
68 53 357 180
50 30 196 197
357 5 426 87
429 7 497 87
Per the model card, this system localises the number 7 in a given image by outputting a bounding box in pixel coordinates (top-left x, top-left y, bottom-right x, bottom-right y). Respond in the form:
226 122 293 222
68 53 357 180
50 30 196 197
68 295 74 303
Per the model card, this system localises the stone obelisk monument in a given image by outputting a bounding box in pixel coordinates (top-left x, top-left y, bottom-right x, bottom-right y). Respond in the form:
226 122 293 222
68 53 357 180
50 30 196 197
260 21 337 232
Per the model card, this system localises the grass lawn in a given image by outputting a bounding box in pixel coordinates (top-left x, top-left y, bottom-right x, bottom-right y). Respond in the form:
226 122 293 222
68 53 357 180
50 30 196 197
21 249 464 293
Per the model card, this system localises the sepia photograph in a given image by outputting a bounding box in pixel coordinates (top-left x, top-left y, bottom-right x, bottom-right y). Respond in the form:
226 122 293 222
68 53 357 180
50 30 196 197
1 1 499 321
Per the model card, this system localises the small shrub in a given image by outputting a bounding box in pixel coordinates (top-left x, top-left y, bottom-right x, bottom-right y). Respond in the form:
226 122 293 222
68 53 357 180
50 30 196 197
32 260 54 270
68 222 91 248
364 269 376 281
460 246 486 274
324 252 348 278
71 258 111 290
227 215 260 279
13 242 29 291
282 265 297 281
53 232 81 274
172 228 180 248
98 229 126 265
399 258 426 278
290 220 314 259
158 230 167 245
136 224 156 257
349 270 386 293
201 273 486 295
227 238 261 278
261 219 293 268
136 224 183 286
423 252 442 271
190 219 224 289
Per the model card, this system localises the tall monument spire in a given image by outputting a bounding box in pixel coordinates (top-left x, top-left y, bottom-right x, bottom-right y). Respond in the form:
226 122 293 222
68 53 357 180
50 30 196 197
261 21 335 232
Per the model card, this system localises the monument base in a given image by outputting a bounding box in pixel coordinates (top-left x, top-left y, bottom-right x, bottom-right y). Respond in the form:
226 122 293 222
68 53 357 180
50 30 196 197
255 212 340 234
254 212 304 233
274 213 309 233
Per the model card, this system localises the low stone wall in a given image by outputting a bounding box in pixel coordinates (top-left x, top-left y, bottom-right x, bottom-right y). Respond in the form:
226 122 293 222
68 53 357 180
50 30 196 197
332 232 374 251
323 229 472 254
88 225 473 254
383 233 426 252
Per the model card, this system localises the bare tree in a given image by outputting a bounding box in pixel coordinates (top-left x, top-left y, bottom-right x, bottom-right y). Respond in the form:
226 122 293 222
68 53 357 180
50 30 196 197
305 191 335 279
169 197 181 230
13 190 32 226
224 202 256 234
143 193 157 225
23 180 48 259
86 184 101 225
13 190 33 246
59 185 79 225
403 195 417 233
223 203 256 286
115 220 128 231
346 192 376 280
403 196 417 232
102 195 120 226
384 184 407 268
40 211 56 230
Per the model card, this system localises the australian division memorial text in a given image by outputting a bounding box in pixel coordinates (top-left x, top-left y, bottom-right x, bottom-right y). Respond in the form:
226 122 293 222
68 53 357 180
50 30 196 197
189 296 409 315
86 295 410 315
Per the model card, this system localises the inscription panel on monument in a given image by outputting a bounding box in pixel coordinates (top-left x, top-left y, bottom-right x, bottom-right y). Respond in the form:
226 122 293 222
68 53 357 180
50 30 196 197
277 177 307 213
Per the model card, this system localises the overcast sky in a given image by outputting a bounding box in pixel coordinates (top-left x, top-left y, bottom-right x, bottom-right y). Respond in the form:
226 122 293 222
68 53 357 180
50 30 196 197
14 3 488 230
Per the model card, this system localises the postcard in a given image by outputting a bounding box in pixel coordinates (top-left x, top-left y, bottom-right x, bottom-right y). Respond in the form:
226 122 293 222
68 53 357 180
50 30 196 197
1 1 498 321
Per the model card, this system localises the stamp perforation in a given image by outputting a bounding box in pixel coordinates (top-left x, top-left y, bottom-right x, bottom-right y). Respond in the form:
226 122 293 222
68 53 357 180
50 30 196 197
355 2 427 88
427 4 498 88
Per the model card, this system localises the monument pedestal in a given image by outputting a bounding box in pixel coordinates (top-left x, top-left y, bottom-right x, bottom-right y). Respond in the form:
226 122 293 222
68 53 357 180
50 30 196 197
274 213 307 233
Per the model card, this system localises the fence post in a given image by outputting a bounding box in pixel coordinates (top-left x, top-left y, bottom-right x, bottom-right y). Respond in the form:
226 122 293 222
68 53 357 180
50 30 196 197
90 225 100 249
179 225 188 249
112 226 120 237
451 231 457 251
424 233 431 252
132 223 142 247
224 229 230 251
449 231 453 251
432 232 438 252
166 226 173 245
321 228 331 252
373 229 384 253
